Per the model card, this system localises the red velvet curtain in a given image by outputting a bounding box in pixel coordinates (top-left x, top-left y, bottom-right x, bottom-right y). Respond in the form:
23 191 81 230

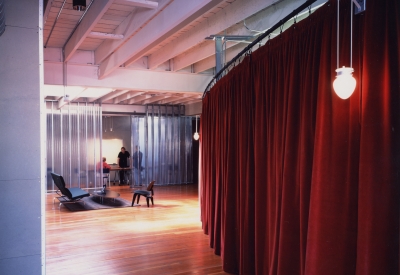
200 0 400 274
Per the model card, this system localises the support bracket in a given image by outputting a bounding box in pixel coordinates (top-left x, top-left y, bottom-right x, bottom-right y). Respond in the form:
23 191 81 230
352 0 366 14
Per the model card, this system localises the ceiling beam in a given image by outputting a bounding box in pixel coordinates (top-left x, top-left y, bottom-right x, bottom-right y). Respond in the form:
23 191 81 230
156 96 184 104
128 94 153 104
114 0 159 9
88 32 124 40
174 0 328 72
64 0 114 62
164 96 201 105
113 91 145 103
147 0 264 69
44 62 212 94
94 0 173 65
140 95 170 105
172 41 236 72
58 88 87 109
194 43 246 73
98 0 226 79
147 0 307 69
96 89 130 103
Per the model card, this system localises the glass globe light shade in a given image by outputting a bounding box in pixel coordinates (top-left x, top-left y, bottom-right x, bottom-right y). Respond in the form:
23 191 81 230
333 67 356 99
193 132 200 140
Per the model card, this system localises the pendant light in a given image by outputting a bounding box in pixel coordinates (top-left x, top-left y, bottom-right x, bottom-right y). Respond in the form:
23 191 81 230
333 0 356 99
193 115 200 140
73 0 86 11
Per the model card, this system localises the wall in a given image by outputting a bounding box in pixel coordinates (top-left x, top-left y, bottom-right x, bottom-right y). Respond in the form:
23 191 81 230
102 116 132 164
0 0 43 274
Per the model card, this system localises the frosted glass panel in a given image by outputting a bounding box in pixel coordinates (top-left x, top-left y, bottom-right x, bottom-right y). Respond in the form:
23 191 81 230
46 102 102 190
132 105 193 186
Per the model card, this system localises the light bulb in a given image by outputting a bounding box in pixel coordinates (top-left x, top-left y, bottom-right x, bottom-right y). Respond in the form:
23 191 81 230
333 67 356 99
193 132 200 140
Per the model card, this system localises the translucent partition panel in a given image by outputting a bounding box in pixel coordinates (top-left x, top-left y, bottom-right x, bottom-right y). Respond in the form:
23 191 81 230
132 105 193 186
46 102 102 191
131 116 146 186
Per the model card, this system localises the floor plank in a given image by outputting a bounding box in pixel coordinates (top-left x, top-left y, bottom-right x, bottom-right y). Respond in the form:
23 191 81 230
46 184 229 275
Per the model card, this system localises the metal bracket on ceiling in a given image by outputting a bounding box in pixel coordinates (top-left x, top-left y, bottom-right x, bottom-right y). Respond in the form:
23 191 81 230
352 0 366 15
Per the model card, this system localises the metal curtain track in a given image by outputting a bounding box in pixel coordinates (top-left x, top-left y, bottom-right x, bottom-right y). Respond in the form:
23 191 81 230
202 0 319 98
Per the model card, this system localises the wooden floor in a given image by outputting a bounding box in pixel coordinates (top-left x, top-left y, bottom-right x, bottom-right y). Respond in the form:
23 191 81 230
45 184 228 275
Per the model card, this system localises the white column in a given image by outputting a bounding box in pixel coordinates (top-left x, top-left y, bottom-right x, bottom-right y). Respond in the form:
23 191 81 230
0 0 43 274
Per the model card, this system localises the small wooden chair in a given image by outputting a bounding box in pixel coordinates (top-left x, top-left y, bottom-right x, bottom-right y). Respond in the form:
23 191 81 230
131 181 155 207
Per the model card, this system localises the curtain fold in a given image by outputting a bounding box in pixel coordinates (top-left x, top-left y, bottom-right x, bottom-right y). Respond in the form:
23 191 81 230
200 0 400 274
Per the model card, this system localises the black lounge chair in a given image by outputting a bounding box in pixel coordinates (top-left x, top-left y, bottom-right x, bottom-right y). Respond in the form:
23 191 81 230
51 172 90 208
132 180 155 207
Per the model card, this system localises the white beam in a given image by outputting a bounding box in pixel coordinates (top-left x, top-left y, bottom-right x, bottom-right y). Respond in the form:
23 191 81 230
114 0 159 9
44 62 212 94
172 41 236 72
94 0 172 65
128 94 153 104
97 89 130 103
157 96 184 104
148 0 306 69
58 88 87 109
88 32 124 40
194 43 245 73
140 95 170 105
165 96 201 105
64 0 114 62
113 91 145 103
98 0 225 79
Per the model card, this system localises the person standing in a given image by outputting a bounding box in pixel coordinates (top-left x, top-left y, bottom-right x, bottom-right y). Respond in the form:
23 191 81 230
117 147 130 185
132 145 143 186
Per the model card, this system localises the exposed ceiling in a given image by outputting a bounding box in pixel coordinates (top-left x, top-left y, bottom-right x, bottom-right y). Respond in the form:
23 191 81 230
42 0 326 109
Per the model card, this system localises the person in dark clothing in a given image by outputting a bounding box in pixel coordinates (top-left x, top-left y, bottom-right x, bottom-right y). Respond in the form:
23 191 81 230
132 145 143 186
117 147 130 185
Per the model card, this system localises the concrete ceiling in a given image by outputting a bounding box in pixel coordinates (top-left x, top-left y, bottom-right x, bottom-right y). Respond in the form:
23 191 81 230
43 0 326 109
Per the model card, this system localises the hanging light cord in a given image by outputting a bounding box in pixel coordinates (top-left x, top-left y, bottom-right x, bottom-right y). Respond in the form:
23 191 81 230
337 0 339 69
350 0 353 68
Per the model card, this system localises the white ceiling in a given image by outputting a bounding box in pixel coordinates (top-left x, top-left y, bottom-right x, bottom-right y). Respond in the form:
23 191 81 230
43 0 325 108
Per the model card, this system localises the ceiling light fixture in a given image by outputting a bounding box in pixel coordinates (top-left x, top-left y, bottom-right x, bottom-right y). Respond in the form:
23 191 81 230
73 0 86 11
193 115 199 141
333 0 364 99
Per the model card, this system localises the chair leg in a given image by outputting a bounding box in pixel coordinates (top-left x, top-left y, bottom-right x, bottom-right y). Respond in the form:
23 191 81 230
131 193 137 206
150 197 154 205
136 194 140 204
146 197 149 207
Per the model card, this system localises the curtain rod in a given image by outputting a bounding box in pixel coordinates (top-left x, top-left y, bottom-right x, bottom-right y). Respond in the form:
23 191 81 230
202 0 319 98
